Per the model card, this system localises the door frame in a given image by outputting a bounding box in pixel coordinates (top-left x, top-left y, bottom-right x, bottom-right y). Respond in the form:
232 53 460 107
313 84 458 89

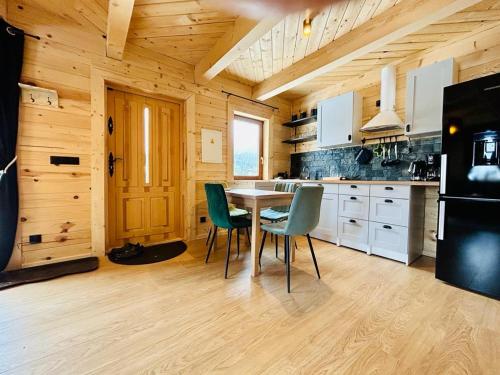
90 67 196 256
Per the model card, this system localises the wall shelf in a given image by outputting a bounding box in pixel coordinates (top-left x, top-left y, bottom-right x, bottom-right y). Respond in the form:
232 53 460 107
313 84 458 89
282 115 317 128
282 134 317 144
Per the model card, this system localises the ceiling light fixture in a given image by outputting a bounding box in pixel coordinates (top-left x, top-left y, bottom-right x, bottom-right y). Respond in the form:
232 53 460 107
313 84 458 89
303 17 312 36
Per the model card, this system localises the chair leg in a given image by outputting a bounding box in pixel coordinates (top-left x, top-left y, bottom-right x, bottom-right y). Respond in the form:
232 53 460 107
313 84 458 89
285 235 291 293
205 225 212 246
258 231 268 268
306 234 321 279
275 235 279 259
245 227 251 246
205 226 217 263
237 228 240 256
225 229 233 279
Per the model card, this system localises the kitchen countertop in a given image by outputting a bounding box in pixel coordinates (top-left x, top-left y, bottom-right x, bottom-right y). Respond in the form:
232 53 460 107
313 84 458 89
269 179 440 187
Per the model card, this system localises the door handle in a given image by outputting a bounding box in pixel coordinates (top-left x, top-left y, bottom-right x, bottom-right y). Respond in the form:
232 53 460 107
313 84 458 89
384 199 393 203
438 201 446 240
349 219 356 224
108 152 122 177
383 225 392 230
440 154 447 194
350 196 357 200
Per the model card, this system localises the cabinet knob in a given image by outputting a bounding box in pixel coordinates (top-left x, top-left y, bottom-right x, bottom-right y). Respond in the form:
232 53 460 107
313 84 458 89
406 124 411 132
350 196 357 200
383 225 392 230
384 186 394 190
349 219 356 224
350 185 357 188
348 134 352 141
385 199 393 203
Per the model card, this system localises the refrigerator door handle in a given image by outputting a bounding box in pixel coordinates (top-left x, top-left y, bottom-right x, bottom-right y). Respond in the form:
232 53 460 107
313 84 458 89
440 154 447 194
438 201 446 240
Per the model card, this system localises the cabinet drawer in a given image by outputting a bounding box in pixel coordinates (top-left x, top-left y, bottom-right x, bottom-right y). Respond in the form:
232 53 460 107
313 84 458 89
369 222 409 263
339 194 369 220
339 184 369 196
369 197 409 226
370 184 410 199
338 217 369 252
304 182 338 194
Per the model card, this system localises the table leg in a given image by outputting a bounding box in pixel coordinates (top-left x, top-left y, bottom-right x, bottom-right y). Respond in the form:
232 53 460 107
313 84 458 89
250 201 261 277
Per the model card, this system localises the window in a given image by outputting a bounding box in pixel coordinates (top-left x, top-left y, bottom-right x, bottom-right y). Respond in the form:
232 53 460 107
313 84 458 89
233 115 263 180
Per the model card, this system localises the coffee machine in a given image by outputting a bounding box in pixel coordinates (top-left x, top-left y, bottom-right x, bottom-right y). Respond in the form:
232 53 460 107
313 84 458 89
408 160 427 181
408 154 441 181
425 153 441 181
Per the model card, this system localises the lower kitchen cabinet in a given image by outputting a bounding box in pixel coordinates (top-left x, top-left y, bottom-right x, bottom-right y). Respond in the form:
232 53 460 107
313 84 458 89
274 180 427 265
369 222 409 263
310 194 338 243
338 217 369 253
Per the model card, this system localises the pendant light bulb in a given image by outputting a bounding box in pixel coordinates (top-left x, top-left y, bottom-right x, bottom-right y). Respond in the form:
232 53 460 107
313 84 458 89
303 18 312 36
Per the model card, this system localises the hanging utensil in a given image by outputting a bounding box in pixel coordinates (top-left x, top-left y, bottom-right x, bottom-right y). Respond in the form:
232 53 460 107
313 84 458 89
374 139 383 157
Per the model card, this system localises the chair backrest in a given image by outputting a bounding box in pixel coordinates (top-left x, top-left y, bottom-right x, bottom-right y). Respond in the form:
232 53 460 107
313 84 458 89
273 182 300 212
204 183 232 229
284 185 324 236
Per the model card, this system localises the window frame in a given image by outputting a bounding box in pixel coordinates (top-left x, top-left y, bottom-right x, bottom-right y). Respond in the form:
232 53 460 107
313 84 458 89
232 114 264 180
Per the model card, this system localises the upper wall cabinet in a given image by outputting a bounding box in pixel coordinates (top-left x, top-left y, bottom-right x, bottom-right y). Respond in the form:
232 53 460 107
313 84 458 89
405 58 458 137
317 91 362 148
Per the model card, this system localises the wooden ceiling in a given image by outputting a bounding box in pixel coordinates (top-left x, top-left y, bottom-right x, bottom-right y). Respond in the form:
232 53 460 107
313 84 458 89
277 0 500 99
124 0 500 101
221 0 500 99
223 0 404 85
128 0 238 65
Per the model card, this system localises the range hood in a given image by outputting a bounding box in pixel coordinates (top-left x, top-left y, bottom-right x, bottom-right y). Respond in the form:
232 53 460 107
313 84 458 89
360 65 403 132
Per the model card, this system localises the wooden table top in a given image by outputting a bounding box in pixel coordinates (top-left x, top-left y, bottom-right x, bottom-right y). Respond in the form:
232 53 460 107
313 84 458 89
225 188 295 200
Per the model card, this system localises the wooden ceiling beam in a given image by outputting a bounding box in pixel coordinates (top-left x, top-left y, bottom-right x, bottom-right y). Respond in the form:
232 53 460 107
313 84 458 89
195 16 279 85
106 0 135 60
252 0 483 101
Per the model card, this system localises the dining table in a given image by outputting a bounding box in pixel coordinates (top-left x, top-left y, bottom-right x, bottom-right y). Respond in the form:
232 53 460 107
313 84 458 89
225 188 295 277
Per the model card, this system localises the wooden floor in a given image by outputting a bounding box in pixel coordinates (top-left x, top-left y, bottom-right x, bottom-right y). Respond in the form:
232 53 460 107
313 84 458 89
1 237 499 374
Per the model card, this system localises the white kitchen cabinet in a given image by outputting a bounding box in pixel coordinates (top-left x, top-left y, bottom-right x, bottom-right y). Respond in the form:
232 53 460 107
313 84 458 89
310 194 338 243
317 91 362 148
405 58 457 137
338 194 370 220
368 184 425 265
338 217 370 252
304 182 339 243
369 223 409 263
369 197 409 227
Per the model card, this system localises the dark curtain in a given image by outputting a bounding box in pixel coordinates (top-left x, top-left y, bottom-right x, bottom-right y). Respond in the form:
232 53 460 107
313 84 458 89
0 18 24 271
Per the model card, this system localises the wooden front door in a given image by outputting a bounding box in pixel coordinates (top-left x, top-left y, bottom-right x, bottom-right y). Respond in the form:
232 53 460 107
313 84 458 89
106 89 182 249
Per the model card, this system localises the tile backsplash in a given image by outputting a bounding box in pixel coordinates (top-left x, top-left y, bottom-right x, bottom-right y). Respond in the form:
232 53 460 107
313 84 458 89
290 136 441 180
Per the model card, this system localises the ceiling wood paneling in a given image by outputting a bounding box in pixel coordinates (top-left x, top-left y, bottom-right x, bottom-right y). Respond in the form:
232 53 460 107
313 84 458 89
128 0 237 65
124 0 500 99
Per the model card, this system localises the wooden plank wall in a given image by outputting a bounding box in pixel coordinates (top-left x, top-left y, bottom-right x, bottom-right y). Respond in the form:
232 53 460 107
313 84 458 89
287 23 500 257
3 0 291 268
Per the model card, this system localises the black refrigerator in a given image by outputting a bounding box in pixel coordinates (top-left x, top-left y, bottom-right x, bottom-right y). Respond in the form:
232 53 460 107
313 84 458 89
437 72 500 299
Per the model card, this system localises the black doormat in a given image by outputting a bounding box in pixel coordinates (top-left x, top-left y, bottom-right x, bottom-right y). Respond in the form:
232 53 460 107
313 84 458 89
108 241 187 265
0 257 99 291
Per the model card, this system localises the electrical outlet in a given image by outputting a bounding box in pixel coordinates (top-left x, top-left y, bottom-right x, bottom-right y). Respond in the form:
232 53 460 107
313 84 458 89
200 216 206 223
29 234 42 244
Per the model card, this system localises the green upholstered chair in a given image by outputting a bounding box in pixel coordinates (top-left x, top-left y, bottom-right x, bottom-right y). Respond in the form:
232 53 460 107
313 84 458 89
260 181 300 258
258 185 324 292
204 183 252 278
205 182 250 248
